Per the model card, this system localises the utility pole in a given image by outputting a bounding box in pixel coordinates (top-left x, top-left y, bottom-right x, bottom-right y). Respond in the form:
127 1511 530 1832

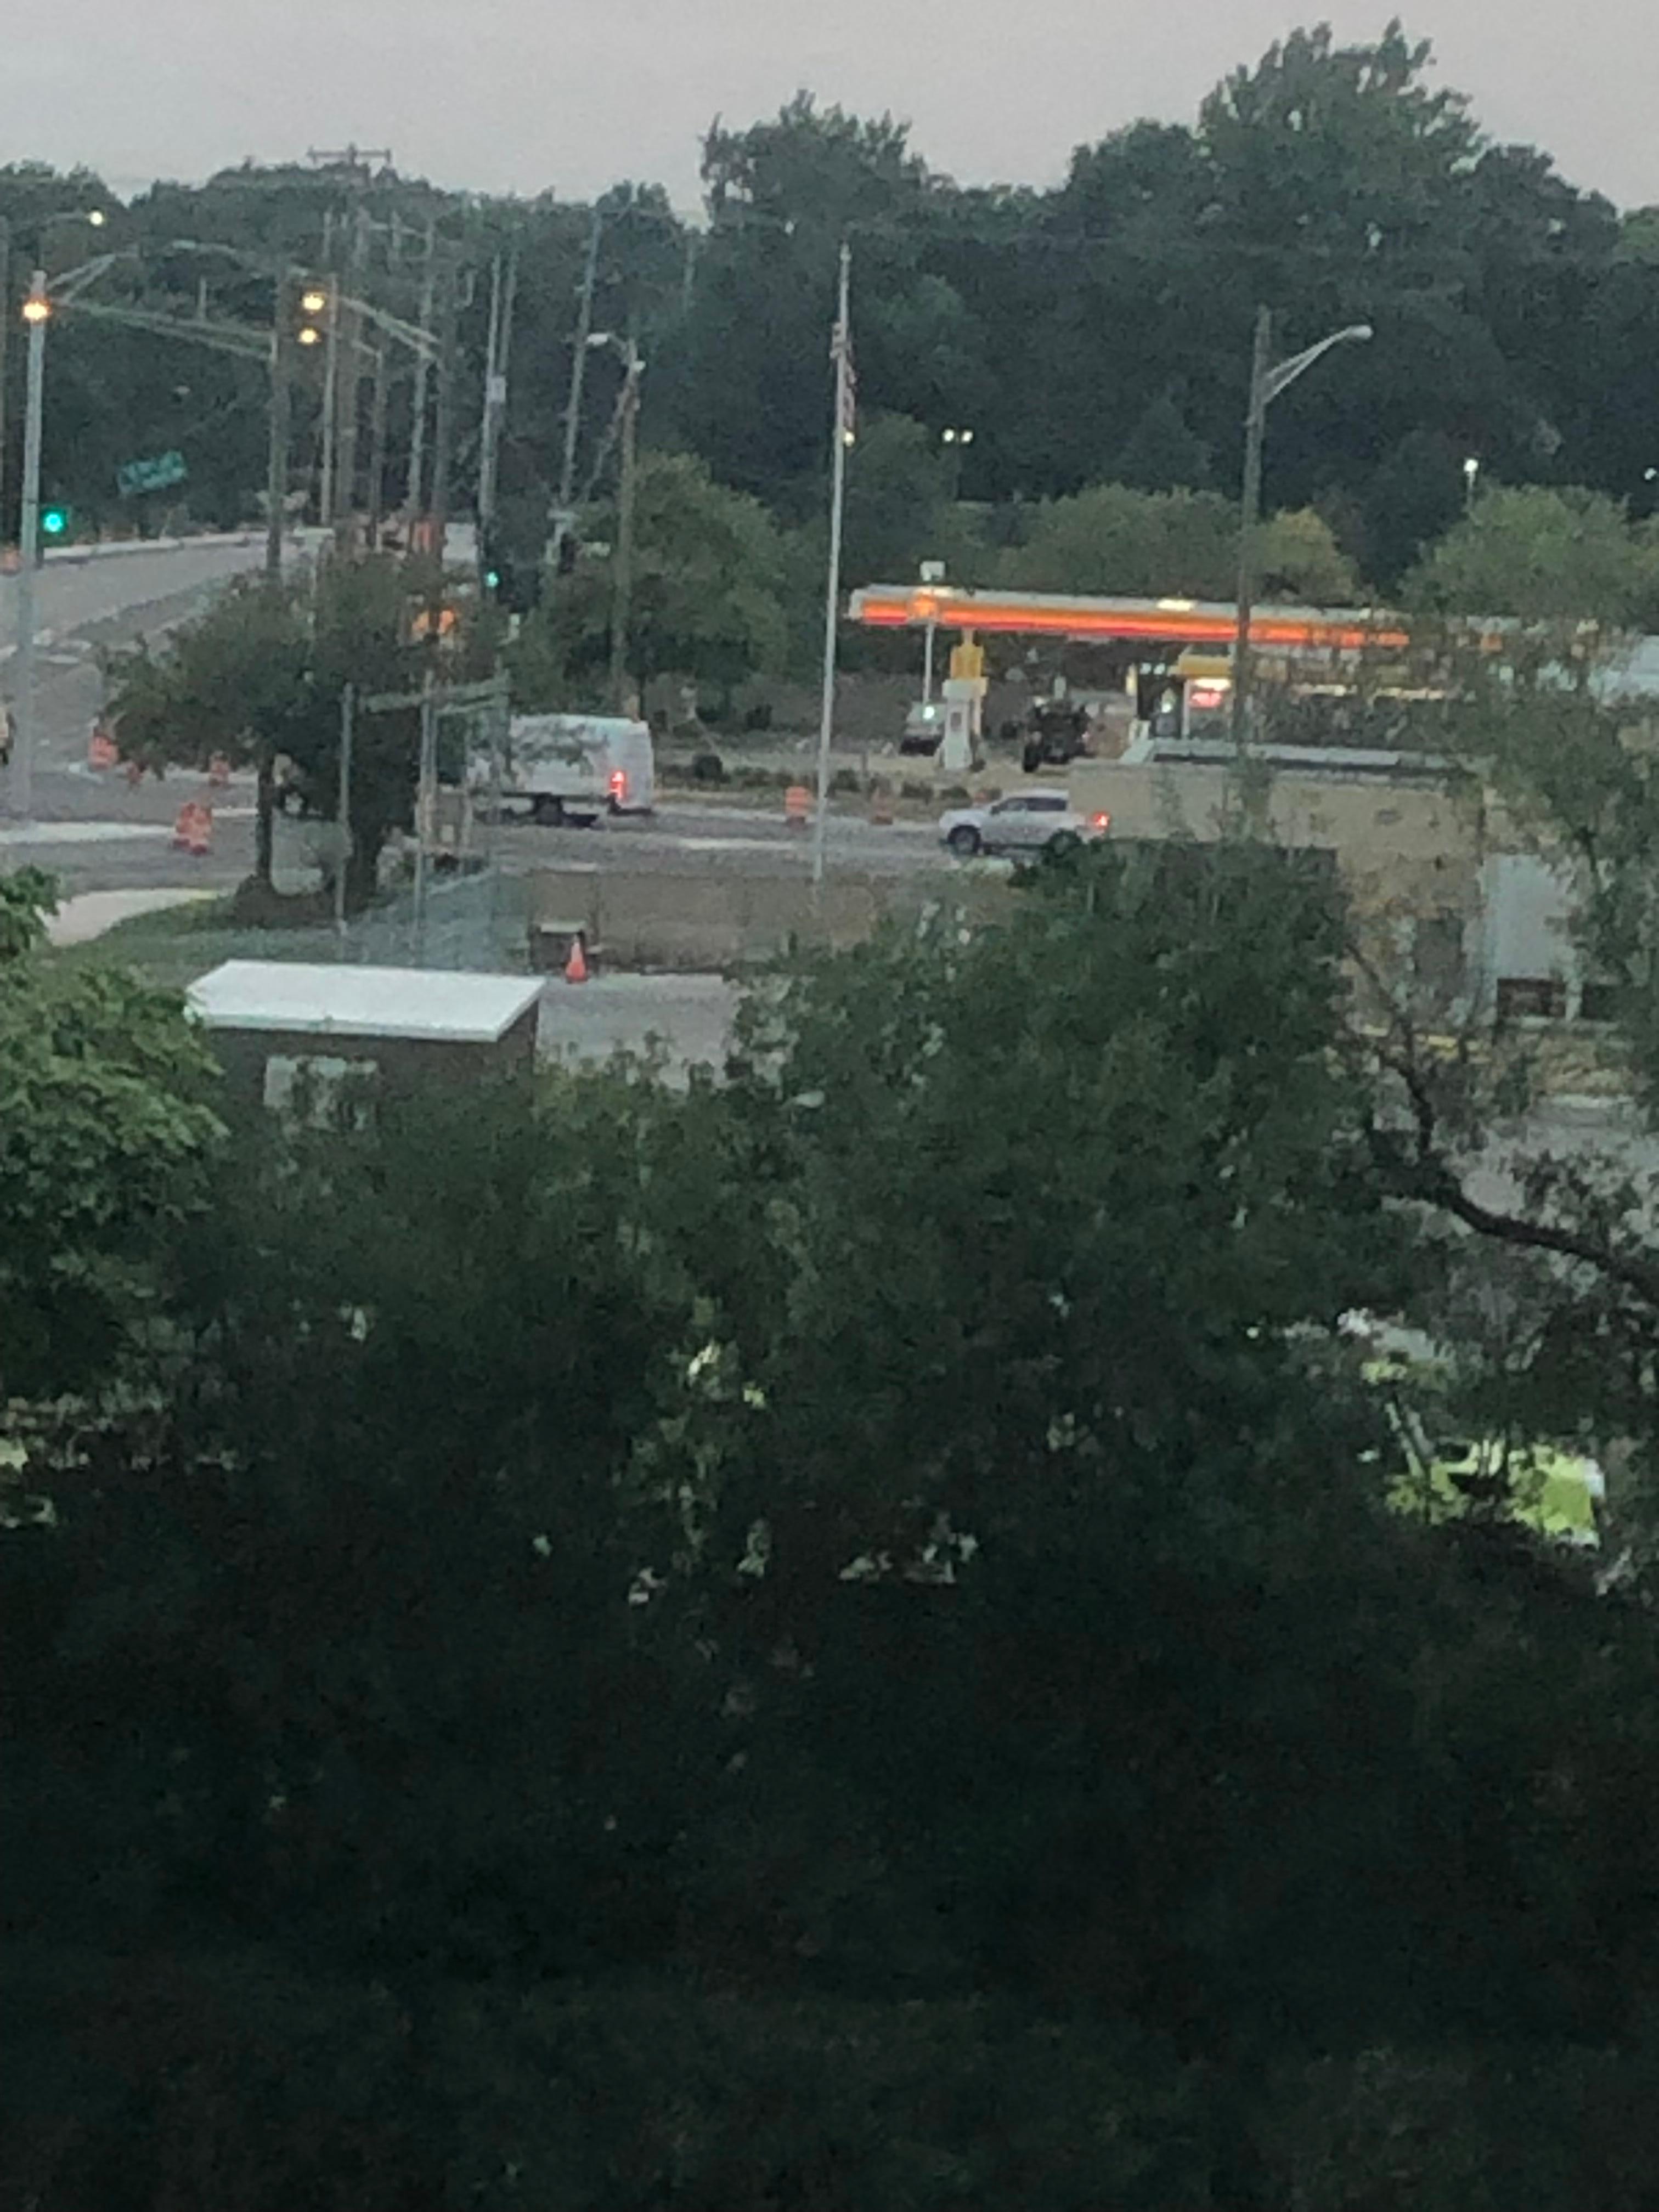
477 244 518 586
265 257 291 581
810 240 854 890
366 336 389 548
477 252 503 571
412 667 437 963
9 272 49 821
0 217 11 537
1230 304 1272 759
553 207 602 567
335 200 371 527
429 252 458 542
608 336 643 714
335 681 354 952
319 213 341 526
405 216 437 516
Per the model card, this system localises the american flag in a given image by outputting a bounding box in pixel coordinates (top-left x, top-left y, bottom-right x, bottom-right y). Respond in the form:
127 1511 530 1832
832 312 856 448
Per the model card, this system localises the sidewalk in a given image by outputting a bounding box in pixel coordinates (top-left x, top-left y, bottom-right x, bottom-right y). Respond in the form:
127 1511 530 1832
45 888 218 947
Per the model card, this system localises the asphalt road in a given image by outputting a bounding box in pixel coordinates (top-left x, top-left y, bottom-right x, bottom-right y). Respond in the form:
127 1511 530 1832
4 533 961 896
0 535 275 665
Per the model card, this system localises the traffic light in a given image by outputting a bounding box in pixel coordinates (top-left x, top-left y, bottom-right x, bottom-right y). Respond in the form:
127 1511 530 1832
296 280 331 348
41 505 69 538
479 531 543 615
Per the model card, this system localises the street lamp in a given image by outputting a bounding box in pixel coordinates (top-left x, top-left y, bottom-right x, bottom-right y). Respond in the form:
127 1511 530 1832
919 558 946 704
1231 308 1372 754
1463 455 1481 512
7 274 52 820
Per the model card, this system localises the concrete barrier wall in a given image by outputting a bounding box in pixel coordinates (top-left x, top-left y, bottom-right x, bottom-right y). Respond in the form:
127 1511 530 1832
1068 759 1482 863
528 865 1013 969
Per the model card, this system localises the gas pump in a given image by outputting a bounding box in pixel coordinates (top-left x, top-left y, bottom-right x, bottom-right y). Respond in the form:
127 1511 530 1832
939 631 986 774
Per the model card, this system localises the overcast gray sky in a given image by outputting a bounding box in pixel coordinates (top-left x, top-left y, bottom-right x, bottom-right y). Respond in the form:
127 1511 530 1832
13 1 1656 215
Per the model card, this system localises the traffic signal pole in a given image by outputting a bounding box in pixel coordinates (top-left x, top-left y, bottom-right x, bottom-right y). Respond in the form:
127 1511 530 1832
265 259 291 583
8 272 49 822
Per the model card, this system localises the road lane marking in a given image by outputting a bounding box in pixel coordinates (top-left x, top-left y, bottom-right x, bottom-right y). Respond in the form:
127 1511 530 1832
0 821 171 846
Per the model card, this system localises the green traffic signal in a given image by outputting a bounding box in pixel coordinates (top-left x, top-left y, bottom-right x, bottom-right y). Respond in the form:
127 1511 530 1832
41 506 69 537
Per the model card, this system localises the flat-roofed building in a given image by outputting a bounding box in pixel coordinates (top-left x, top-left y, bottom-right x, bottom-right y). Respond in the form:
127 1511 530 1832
188 962 544 1110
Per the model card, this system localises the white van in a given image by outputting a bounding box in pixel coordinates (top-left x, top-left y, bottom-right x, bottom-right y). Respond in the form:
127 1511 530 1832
477 714 656 826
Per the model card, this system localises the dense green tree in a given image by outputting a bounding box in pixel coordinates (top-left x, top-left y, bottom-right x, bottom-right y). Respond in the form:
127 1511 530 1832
998 480 1354 601
1113 388 1214 492
516 449 788 710
0 870 222 1400
105 554 482 899
10 28 1659 567
1406 483 1659 623
10 844 1659 2199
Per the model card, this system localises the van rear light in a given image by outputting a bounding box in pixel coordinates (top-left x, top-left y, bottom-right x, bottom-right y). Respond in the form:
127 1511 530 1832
609 768 628 801
1091 810 1111 830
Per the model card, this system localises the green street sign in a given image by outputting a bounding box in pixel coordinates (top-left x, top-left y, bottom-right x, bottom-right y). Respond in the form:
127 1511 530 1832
116 450 187 498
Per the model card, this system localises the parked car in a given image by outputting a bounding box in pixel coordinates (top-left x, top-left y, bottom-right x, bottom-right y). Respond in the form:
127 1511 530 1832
900 699 945 756
937 789 1109 859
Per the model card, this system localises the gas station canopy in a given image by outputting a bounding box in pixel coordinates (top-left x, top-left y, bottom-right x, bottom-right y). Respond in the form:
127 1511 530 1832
847 584 1410 656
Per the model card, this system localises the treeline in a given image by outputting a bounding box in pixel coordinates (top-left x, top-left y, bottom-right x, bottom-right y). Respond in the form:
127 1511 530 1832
7 832 1659 2202
4 19 1658 605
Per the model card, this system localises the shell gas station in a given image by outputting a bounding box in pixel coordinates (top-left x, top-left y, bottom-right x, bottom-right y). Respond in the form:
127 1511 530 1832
846 582 1417 771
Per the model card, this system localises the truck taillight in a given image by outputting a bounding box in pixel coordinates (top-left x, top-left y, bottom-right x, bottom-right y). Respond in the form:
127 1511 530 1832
609 768 628 801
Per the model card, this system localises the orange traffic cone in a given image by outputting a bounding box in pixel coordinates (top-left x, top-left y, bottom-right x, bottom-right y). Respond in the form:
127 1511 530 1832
563 932 589 985
186 803 212 856
784 783 810 829
171 801 195 849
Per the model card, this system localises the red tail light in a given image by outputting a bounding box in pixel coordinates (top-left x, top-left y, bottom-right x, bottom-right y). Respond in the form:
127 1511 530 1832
1091 810 1111 830
609 768 628 801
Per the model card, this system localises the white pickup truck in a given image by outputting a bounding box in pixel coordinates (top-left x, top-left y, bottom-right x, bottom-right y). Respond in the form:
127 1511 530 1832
474 714 656 827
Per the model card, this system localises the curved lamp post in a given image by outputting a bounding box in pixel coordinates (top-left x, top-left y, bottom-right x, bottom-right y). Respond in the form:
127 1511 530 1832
1231 309 1372 754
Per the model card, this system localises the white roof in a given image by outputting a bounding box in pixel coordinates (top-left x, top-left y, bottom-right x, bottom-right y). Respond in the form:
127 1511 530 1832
188 962 543 1045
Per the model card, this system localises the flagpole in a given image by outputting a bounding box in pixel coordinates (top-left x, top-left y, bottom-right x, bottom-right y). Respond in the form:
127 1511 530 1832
811 238 853 891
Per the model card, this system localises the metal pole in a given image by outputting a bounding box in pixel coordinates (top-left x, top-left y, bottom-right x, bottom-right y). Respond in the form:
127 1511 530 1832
477 252 503 563
335 203 370 527
554 208 602 565
366 337 388 548
607 341 642 713
430 256 457 542
405 217 436 516
412 668 436 963
487 666 507 954
0 218 11 537
319 250 341 527
810 241 853 891
478 246 517 590
335 681 354 953
922 620 936 706
265 258 290 582
1230 304 1271 759
9 275 49 821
